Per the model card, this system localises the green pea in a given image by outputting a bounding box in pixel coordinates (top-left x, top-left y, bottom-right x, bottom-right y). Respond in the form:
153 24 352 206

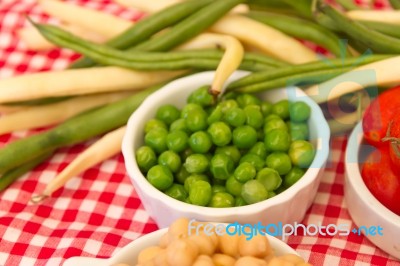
156 104 180 125
223 107 246 127
207 106 223 125
289 101 311 122
232 125 257 149
219 99 238 113
170 118 189 133
184 154 209 174
184 174 210 192
189 180 212 206
256 168 282 191
268 191 276 198
210 153 234 180
264 129 291 152
215 146 241 165
239 154 265 171
264 114 281 122
147 165 173 191
212 185 227 194
234 162 256 183
188 85 215 107
260 101 273 116
271 99 290 120
248 142 268 159
288 122 309 141
135 146 157 173
225 176 243 197
181 103 202 118
158 150 181 173
176 166 190 184
189 131 212 153
208 121 232 147
144 128 168 154
235 196 247 207
144 119 168 134
288 140 315 168
244 105 264 129
223 91 239 100
185 108 208 132
241 180 269 204
208 192 235 208
266 152 292 175
236 93 261 107
284 167 305 188
180 148 194 162
263 117 288 135
167 130 189 153
165 184 188 201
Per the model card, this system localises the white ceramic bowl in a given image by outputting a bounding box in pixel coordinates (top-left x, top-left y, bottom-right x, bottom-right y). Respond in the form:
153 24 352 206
122 71 330 228
63 225 300 266
345 122 400 259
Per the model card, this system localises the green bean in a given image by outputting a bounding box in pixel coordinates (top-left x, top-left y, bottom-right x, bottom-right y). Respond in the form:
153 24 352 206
359 20 400 39
34 22 273 71
335 0 360 10
228 54 389 90
132 0 246 52
232 67 351 93
0 85 160 174
0 152 53 191
245 54 290 68
389 0 400 9
248 0 291 10
70 0 214 68
317 2 400 53
246 11 349 57
280 0 313 19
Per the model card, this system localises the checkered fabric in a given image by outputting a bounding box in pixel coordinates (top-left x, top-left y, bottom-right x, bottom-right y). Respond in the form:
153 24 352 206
0 1 399 266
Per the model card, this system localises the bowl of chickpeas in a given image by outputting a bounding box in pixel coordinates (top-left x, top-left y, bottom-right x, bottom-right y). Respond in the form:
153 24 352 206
63 218 312 266
122 71 330 228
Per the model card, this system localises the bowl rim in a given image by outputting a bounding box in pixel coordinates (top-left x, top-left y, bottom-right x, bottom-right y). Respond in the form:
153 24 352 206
345 122 400 223
122 71 331 217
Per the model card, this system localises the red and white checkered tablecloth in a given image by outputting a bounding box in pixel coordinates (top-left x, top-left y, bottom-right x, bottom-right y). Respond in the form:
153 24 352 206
0 1 399 266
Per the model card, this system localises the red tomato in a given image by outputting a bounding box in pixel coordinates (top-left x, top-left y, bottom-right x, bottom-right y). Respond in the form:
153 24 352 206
389 142 400 175
362 86 400 147
385 118 400 175
361 147 400 216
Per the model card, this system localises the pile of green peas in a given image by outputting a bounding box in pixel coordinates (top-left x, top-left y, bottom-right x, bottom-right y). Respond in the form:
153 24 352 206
135 86 315 207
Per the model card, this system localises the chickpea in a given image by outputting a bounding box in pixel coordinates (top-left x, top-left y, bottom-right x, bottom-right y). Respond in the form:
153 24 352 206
193 255 214 266
234 256 268 266
168 217 190 242
238 234 271 258
166 238 199 266
278 254 305 264
212 253 236 266
159 233 169 248
188 233 217 255
218 233 240 258
152 249 169 266
267 257 295 266
138 246 163 264
296 263 313 266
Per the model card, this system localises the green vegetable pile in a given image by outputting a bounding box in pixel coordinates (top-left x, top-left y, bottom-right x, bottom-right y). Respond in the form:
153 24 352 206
135 86 315 207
